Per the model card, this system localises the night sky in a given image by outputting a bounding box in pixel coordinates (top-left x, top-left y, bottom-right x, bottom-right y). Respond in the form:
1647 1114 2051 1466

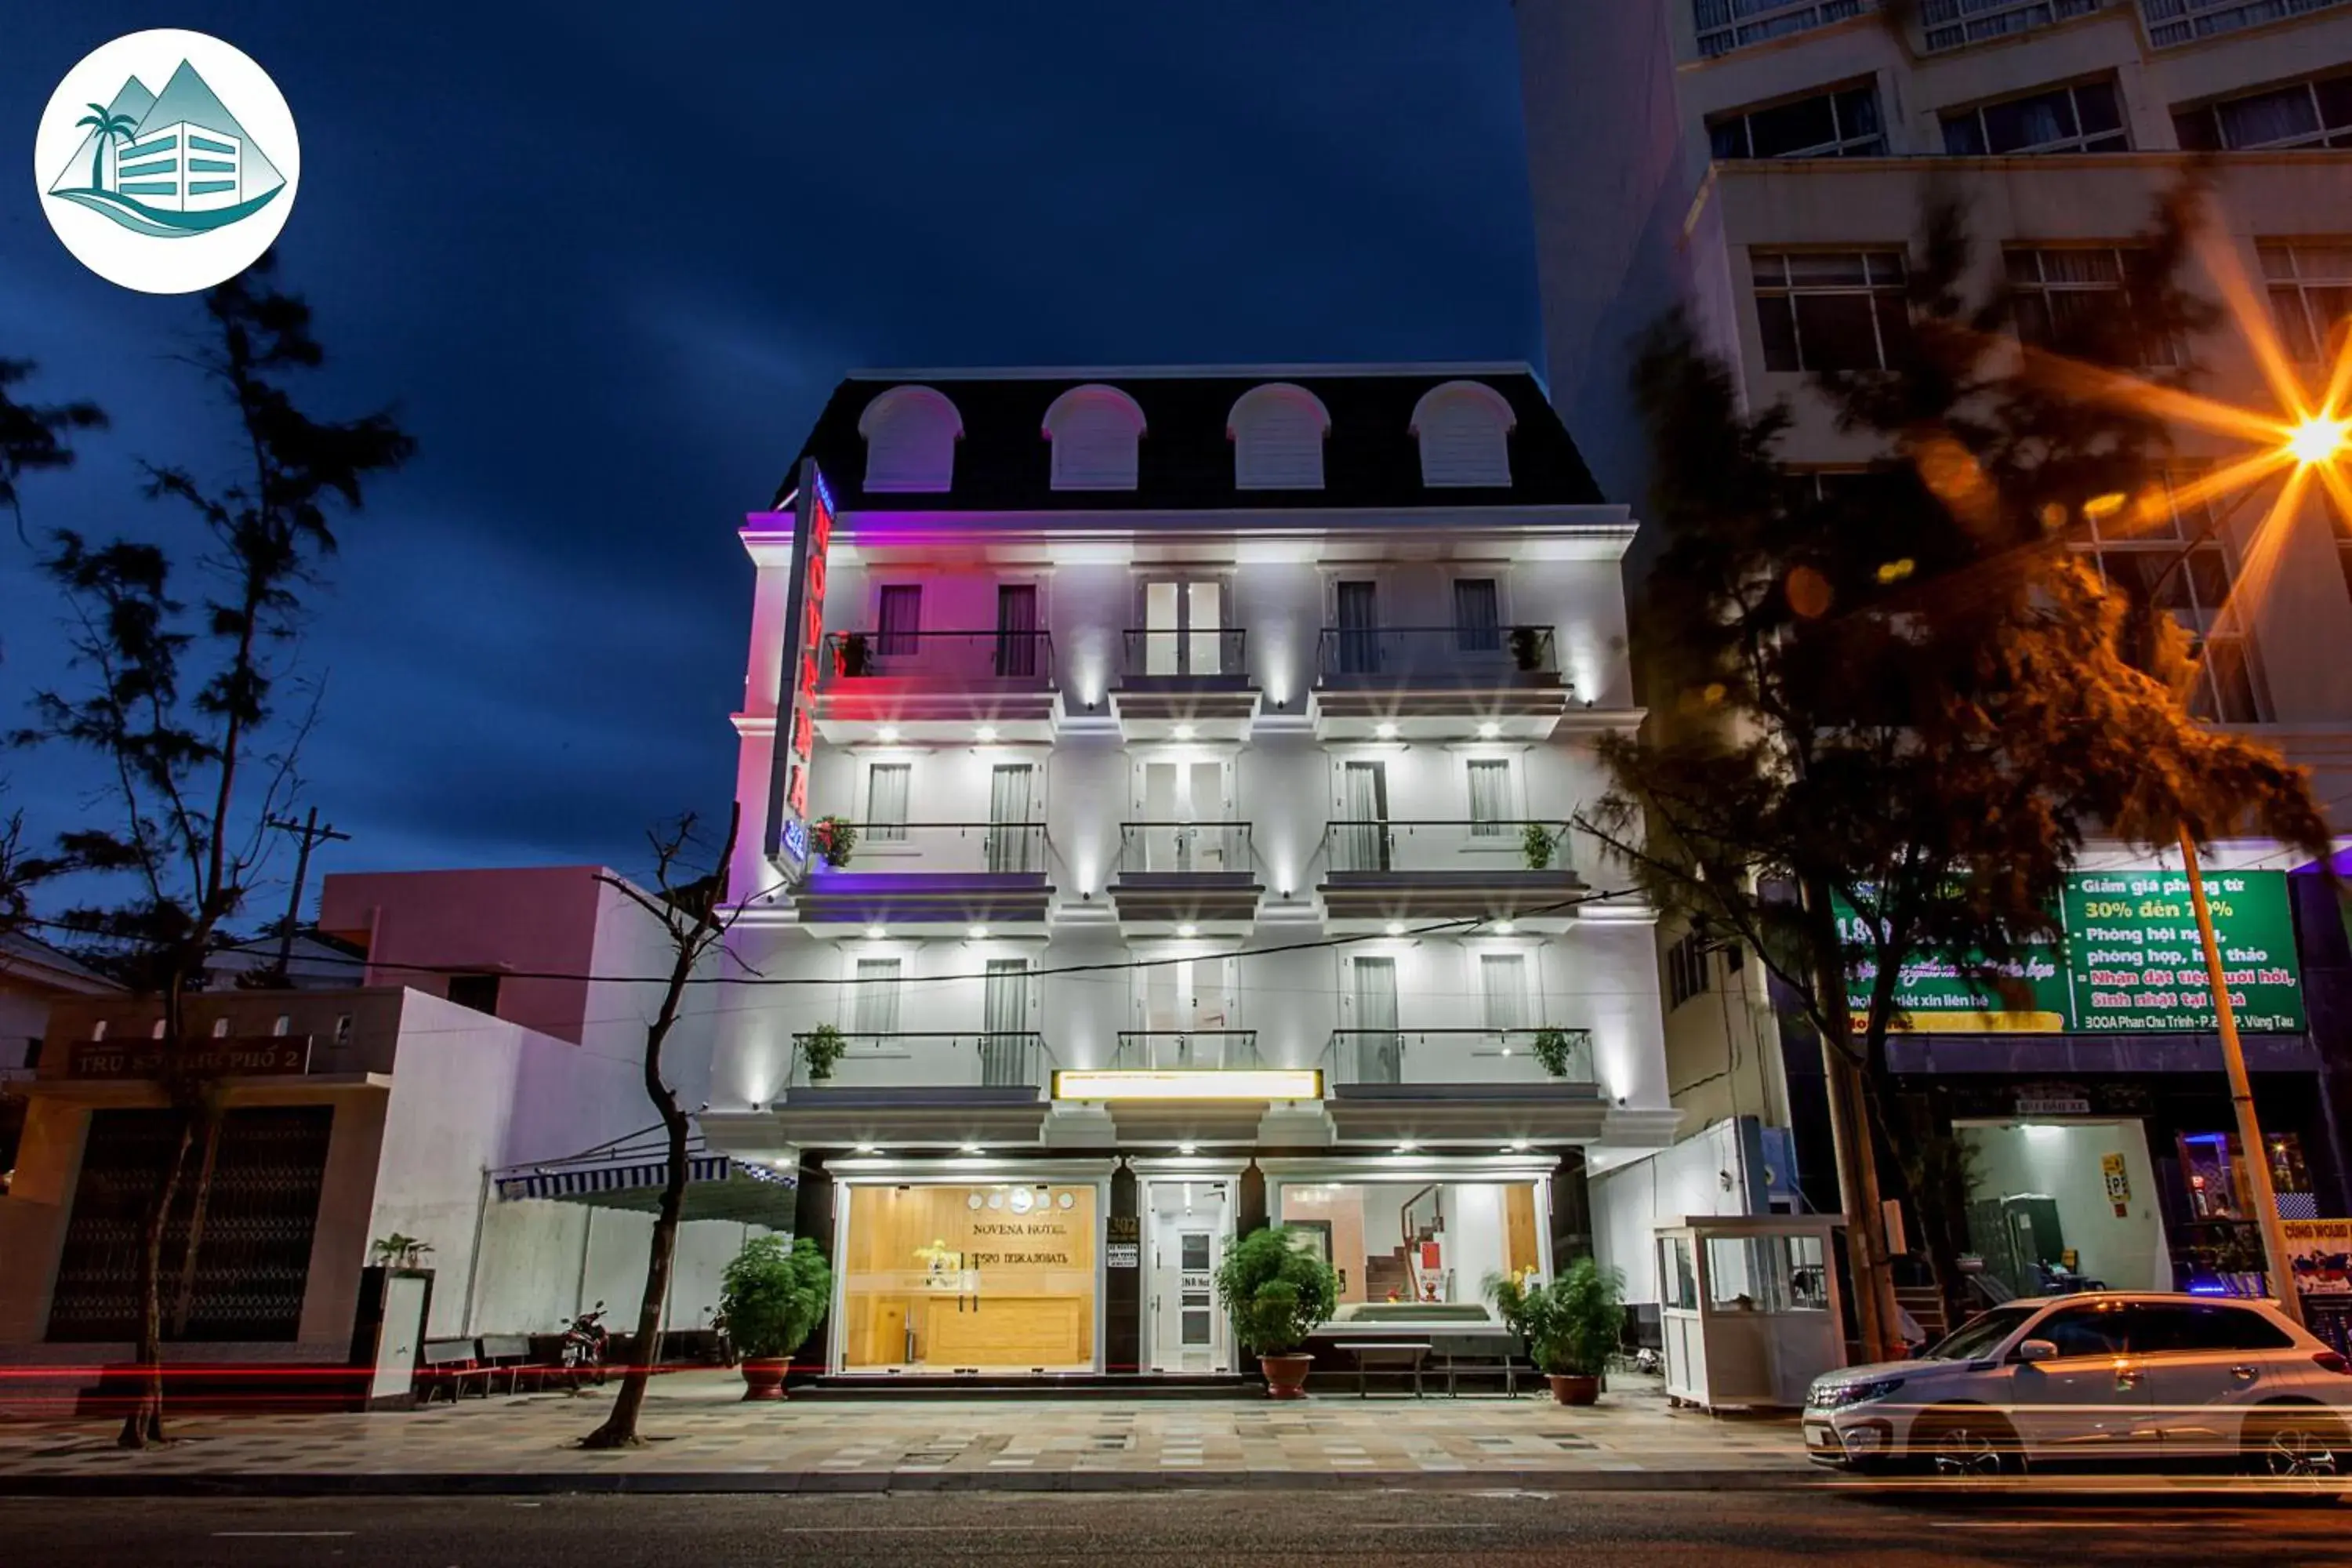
1 4 1542 905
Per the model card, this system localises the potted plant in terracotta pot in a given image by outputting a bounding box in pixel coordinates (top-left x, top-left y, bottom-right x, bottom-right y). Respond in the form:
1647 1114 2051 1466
1489 1257 1625 1406
1214 1225 1338 1399
719 1235 832 1401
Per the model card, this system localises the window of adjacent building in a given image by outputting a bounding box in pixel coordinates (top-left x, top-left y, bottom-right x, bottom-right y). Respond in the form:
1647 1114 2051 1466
1942 79 2127 155
1752 251 1911 372
1479 953 1529 1031
2006 247 2178 368
850 957 902 1036
1467 758 1514 838
1453 577 1501 653
866 762 910 843
1920 0 2107 53
2176 73 2352 150
875 584 922 656
2145 0 2350 49
1709 82 1884 159
1667 931 1711 1010
2259 241 2352 365
447 973 501 1015
2074 469 2264 723
1410 381 1515 488
1694 0 1868 60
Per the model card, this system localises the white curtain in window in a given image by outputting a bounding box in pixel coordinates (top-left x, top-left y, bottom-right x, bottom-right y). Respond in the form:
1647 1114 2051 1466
988 764 1036 873
1342 762 1388 871
851 958 902 1036
1467 759 1511 837
866 764 909 841
1480 954 1527 1032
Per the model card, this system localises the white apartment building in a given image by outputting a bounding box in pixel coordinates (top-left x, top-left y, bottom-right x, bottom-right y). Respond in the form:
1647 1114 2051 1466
1518 1 2352 1318
699 367 1680 1381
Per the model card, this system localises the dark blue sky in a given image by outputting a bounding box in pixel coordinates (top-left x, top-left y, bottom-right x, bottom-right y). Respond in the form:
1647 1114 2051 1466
2 4 1541 900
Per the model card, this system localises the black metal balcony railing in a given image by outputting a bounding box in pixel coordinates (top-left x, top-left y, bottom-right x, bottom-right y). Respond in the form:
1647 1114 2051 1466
827 630 1055 683
1322 820 1572 876
1325 1028 1595 1087
812 822 1047 876
1112 1030 1263 1072
1316 625 1557 681
1119 627 1247 681
788 1029 1044 1091
1116 822 1253 877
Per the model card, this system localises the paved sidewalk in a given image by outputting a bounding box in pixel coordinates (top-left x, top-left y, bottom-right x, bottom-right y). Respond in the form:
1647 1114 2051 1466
0 1370 1816 1494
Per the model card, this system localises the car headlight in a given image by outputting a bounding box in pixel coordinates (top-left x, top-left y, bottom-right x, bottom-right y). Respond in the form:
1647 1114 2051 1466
1809 1376 1904 1410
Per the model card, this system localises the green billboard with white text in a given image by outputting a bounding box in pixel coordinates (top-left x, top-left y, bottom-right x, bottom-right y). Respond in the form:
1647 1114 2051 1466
1838 869 2303 1034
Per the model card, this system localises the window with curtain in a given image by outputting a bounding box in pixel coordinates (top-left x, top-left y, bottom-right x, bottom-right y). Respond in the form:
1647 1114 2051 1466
1467 759 1512 837
2176 74 2352 151
1453 578 1501 652
1751 251 1911 372
2073 467 2265 723
1479 954 1527 1032
2259 241 2352 365
851 958 902 1036
2006 247 2176 368
1941 80 2125 156
987 764 1037 873
864 763 910 842
877 585 922 655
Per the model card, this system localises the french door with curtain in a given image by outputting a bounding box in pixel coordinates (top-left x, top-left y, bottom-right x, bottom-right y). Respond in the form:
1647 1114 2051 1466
1351 956 1401 1084
1479 954 1527 1049
981 959 1029 1087
866 762 910 843
995 583 1039 677
850 957 902 1040
1336 579 1379 674
877 584 922 657
1454 577 1501 654
1341 761 1389 872
986 763 1036 873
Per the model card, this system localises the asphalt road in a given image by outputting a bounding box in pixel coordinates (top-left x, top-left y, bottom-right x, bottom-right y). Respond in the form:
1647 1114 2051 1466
5 1489 2351 1566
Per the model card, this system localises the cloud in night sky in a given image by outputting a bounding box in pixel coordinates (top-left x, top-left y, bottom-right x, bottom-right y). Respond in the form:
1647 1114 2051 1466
0 2 1543 906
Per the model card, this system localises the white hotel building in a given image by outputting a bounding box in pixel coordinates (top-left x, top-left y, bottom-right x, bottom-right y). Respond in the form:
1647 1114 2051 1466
699 367 1679 1380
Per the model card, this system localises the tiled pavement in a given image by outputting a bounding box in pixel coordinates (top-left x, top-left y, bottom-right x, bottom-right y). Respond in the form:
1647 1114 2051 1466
0 1370 1816 1493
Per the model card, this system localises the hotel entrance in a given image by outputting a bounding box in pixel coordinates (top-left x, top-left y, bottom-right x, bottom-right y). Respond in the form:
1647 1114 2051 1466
1143 1176 1231 1372
834 1178 1102 1374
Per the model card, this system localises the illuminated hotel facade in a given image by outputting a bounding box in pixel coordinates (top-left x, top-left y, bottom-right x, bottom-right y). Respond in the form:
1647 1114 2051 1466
699 366 1680 1380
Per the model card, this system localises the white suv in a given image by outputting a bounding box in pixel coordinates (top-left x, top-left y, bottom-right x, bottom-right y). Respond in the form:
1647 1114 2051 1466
1803 1293 2352 1476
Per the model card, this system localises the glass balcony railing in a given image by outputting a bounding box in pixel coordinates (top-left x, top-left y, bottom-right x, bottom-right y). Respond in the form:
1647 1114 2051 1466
1119 627 1247 681
787 1030 1046 1091
811 822 1047 877
826 630 1054 684
1111 1030 1263 1072
1325 1028 1596 1088
1322 820 1573 876
1315 625 1557 682
1116 822 1254 877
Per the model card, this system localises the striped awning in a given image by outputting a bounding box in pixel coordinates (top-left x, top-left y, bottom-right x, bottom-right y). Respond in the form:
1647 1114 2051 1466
492 1131 797 1224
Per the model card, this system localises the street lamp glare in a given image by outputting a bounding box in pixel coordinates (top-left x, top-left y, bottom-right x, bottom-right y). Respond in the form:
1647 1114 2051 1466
2285 414 2349 466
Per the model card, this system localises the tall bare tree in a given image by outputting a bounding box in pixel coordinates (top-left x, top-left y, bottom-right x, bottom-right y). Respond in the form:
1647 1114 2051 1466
18 255 413 1446
582 807 744 1449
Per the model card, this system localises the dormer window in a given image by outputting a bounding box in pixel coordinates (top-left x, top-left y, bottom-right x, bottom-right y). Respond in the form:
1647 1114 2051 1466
858 385 963 493
1043 384 1146 491
1410 380 1515 488
1227 383 1330 489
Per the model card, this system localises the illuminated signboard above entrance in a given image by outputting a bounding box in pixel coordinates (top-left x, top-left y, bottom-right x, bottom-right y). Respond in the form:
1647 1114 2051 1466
763 458 835 873
1051 1068 1323 1102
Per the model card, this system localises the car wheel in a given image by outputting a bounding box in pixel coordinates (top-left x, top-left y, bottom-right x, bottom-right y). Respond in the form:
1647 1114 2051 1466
1916 1410 2020 1478
2243 1406 2350 1479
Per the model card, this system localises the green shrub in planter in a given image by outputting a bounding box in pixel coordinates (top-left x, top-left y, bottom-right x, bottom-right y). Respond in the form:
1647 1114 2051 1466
800 1023 847 1083
1487 1257 1626 1377
720 1235 832 1362
1530 1027 1578 1080
1213 1225 1338 1356
1521 822 1555 871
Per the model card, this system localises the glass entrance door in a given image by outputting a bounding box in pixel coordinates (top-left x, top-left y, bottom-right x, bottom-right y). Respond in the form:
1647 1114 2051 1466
1147 1179 1231 1372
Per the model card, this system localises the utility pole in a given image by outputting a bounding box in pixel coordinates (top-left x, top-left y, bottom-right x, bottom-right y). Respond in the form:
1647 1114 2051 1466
2176 832 2303 1325
264 807 350 979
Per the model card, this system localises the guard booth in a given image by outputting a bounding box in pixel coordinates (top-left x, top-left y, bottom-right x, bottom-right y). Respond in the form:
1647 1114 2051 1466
1656 1215 1846 1412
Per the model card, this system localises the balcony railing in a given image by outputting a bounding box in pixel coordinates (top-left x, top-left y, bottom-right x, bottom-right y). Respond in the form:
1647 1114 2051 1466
787 1030 1046 1091
815 822 1047 877
1119 628 1247 681
1112 1030 1263 1072
1117 822 1254 877
826 630 1055 684
2140 0 2345 47
1693 0 1871 57
1316 625 1556 682
1325 1028 1595 1088
1323 820 1571 877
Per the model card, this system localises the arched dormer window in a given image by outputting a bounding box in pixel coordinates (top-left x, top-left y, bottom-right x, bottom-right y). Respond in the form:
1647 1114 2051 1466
1043 384 1147 491
1227 383 1330 490
1410 380 1515 488
858 385 963 493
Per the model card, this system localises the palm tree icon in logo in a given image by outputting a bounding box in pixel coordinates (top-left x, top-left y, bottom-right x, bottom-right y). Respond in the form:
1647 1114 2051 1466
74 103 138 191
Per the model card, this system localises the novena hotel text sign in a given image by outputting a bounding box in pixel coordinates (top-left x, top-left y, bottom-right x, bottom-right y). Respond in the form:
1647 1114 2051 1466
1838 869 2304 1034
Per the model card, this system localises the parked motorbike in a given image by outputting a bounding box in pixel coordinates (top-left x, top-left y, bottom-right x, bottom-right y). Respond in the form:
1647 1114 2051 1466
561 1301 609 1384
